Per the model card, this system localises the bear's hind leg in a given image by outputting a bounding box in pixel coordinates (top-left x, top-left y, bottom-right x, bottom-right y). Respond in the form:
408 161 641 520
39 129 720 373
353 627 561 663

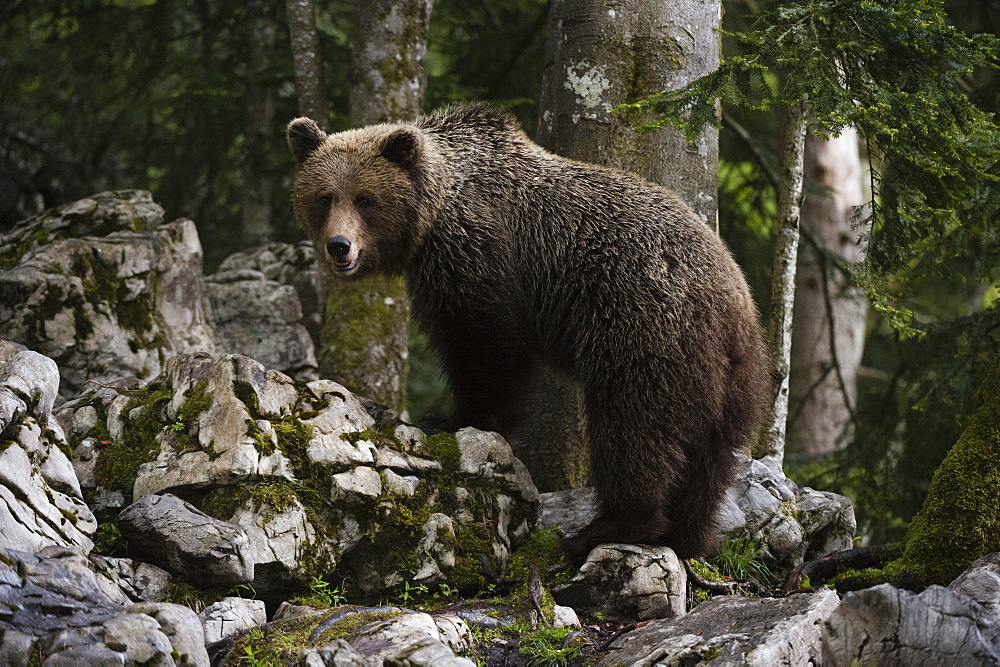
561 388 682 561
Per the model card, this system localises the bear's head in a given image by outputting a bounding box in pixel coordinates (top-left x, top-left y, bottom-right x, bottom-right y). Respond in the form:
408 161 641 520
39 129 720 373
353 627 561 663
287 117 429 278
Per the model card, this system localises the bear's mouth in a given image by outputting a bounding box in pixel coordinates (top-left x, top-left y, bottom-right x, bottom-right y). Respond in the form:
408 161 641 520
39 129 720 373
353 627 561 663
333 258 358 272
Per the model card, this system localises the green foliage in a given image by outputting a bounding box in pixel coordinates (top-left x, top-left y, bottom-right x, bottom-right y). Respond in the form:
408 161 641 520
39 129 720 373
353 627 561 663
708 534 775 585
789 307 1000 543
624 0 1000 333
514 625 578 667
289 576 347 608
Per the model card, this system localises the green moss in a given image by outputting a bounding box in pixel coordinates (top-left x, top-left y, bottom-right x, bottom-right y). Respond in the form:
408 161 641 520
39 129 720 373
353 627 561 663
274 416 315 473
871 359 1000 590
319 275 408 412
58 507 78 525
0 551 14 566
93 387 172 497
226 608 394 664
341 425 403 451
200 480 301 523
425 432 460 473
689 558 726 584
0 227 60 270
166 581 229 613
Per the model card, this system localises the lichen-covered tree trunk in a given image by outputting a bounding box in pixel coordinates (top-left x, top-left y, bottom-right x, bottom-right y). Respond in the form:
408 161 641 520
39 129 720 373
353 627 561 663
286 0 328 124
315 0 432 413
242 0 278 246
788 129 867 455
758 98 808 463
531 0 722 491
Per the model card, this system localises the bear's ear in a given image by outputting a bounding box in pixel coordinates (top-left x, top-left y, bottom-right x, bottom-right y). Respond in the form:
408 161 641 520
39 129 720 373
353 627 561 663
380 127 424 171
287 117 327 163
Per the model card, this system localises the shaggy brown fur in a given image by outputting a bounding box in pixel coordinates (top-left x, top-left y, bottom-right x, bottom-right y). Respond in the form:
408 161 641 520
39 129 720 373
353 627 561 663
287 104 769 559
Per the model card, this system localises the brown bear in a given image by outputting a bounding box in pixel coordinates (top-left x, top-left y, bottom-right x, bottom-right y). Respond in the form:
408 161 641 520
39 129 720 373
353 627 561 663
287 104 769 560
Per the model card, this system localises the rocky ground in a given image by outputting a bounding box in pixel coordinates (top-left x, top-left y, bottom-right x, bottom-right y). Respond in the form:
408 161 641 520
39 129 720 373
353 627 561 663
1 191 998 665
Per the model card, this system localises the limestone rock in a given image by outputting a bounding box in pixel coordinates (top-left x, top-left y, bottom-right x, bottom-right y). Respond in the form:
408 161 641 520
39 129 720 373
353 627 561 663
602 588 839 666
823 582 1000 665
91 556 171 603
215 241 322 346
59 352 538 598
553 604 581 628
206 267 318 382
118 493 254 587
538 487 597 536
348 612 475 666
0 348 96 553
538 454 853 568
0 545 208 665
0 190 217 400
553 544 686 622
199 597 267 644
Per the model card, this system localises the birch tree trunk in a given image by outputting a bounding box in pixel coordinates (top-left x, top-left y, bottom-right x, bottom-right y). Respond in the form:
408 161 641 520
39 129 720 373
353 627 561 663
315 0 432 414
286 0 328 124
758 98 809 463
242 0 278 246
787 129 867 455
530 0 722 491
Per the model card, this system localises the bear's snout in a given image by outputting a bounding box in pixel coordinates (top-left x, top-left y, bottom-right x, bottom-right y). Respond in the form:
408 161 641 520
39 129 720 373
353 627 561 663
327 235 351 258
326 235 358 273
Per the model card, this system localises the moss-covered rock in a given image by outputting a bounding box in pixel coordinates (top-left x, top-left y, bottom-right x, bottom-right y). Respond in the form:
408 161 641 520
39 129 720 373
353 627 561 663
0 190 218 400
60 351 539 603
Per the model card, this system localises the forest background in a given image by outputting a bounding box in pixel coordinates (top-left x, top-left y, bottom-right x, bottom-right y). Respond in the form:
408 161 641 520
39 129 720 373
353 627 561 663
1 0 998 548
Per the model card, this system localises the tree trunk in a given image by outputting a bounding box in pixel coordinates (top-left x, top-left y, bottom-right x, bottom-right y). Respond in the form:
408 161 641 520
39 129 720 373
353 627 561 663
315 0 432 414
242 0 278 246
758 98 809 463
286 0 328 124
531 0 722 491
350 0 433 126
787 129 867 455
538 0 721 226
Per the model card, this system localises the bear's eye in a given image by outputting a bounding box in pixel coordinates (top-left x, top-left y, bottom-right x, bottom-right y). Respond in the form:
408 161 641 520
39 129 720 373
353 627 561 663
318 194 333 207
355 195 374 209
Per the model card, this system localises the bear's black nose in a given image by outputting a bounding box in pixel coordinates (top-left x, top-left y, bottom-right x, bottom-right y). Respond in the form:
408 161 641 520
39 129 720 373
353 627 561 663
327 236 351 258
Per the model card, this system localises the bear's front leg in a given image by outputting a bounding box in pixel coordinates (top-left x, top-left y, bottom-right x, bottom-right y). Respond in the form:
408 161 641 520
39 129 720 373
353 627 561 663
436 339 537 439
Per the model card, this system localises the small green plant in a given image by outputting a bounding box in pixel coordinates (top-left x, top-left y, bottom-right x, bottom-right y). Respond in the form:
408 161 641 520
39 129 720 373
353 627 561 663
709 535 775 585
433 582 457 600
230 583 257 599
516 626 578 666
308 576 346 607
397 579 429 604
170 414 186 432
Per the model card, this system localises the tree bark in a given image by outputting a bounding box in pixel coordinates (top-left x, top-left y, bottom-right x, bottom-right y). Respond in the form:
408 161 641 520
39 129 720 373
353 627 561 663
286 0 328 124
531 0 722 491
315 0 432 414
242 0 278 246
538 0 721 226
787 129 867 455
350 0 433 126
758 98 809 463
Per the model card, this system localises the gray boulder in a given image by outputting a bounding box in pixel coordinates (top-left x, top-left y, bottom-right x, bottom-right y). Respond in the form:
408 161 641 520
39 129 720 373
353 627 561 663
553 544 686 623
601 588 839 666
539 453 855 569
215 241 322 346
118 493 255 587
199 596 267 644
59 352 539 598
0 348 96 553
0 190 217 400
206 267 318 382
823 564 1000 665
0 545 209 665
